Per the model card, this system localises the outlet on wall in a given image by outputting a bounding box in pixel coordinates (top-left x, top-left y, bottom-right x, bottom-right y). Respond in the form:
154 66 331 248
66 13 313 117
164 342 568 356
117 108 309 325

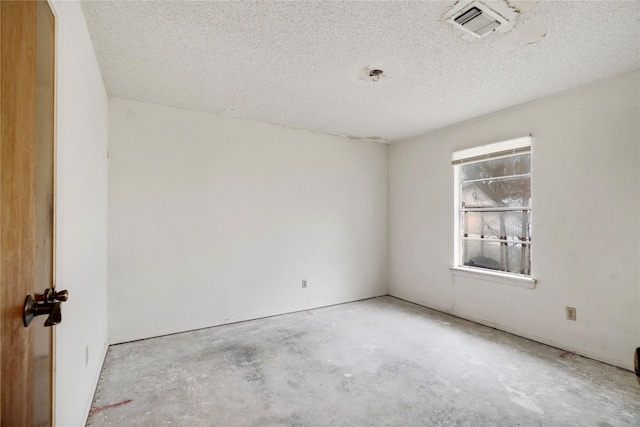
566 307 577 321
302 279 307 289
85 345 89 367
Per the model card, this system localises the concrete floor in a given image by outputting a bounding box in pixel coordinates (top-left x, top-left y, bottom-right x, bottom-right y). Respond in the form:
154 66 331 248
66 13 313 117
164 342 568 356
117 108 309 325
87 297 640 426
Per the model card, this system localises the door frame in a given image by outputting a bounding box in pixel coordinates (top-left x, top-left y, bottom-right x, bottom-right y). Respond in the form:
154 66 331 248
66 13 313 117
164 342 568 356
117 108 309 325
48 0 58 423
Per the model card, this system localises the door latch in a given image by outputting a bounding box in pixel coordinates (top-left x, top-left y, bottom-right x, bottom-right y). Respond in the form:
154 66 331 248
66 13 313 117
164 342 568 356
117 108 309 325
23 288 69 327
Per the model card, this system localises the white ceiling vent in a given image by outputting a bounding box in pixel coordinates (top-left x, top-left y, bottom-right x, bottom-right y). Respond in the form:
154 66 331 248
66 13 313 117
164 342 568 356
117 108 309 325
449 1 512 39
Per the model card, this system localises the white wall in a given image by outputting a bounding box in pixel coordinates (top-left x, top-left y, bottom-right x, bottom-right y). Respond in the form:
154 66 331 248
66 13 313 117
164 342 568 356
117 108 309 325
389 71 640 370
108 98 388 344
51 1 109 425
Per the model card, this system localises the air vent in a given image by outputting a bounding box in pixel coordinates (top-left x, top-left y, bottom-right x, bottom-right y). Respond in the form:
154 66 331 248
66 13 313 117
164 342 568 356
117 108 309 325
448 1 511 39
455 7 500 36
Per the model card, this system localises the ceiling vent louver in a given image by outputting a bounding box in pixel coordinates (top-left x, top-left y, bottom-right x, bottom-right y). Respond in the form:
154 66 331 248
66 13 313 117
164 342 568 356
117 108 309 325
455 7 500 36
449 1 511 39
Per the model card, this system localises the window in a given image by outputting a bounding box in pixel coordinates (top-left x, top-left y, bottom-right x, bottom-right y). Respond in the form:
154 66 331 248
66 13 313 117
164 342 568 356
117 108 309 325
452 136 532 278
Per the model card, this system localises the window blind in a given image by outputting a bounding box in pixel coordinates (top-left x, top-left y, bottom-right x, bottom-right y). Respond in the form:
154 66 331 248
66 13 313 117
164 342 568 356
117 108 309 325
452 135 532 165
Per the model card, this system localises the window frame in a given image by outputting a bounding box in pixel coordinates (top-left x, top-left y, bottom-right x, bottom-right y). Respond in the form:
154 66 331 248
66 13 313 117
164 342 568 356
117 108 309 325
451 136 537 288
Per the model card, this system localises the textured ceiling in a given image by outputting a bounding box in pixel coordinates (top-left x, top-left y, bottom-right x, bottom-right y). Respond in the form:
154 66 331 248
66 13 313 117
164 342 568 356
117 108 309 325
81 0 640 142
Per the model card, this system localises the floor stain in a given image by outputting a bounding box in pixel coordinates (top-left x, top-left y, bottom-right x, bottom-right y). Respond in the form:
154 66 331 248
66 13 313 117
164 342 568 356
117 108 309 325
89 399 133 416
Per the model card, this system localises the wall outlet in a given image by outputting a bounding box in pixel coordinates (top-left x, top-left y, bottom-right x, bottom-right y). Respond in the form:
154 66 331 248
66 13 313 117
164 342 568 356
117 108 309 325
85 345 89 367
566 307 577 321
302 279 307 289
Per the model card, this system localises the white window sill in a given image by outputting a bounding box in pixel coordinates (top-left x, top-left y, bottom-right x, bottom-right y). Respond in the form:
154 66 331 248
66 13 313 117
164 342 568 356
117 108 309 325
449 266 537 289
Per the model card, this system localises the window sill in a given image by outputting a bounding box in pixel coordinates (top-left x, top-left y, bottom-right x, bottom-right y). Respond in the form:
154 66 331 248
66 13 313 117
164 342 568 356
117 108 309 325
449 267 537 289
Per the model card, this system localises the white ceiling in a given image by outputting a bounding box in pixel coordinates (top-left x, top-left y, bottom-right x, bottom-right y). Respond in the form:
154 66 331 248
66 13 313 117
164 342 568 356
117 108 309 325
80 0 640 142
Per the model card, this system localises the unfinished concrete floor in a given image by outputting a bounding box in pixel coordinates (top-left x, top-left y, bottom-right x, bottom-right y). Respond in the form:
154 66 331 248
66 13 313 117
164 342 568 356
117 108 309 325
87 297 640 426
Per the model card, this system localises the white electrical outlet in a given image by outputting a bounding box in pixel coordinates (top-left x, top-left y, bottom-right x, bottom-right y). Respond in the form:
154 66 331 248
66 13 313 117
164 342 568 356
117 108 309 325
85 345 89 366
302 279 307 288
566 307 577 321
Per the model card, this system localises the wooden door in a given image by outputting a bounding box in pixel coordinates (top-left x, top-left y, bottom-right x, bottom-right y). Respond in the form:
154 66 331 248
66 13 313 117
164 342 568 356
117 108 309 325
1 1 56 425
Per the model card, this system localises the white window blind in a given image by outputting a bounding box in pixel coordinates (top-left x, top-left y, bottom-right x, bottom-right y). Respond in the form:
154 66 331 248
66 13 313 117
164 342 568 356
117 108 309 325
451 135 532 165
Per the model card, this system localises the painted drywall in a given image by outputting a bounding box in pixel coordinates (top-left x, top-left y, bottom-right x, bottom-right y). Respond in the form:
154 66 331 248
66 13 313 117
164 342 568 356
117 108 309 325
50 1 109 425
389 71 640 370
108 98 388 344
